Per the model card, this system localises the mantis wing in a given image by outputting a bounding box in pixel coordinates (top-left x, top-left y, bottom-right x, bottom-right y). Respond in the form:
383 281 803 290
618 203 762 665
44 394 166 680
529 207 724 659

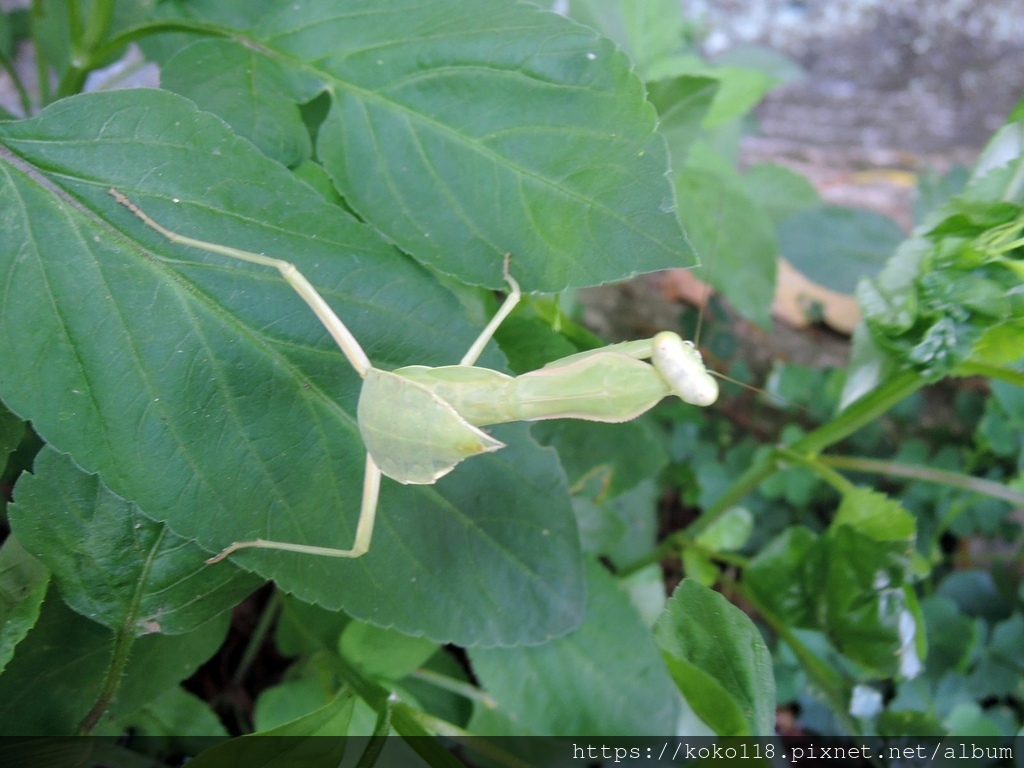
358 369 504 484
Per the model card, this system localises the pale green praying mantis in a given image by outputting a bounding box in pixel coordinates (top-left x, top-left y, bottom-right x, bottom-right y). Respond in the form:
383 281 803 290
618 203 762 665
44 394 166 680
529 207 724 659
109 189 719 563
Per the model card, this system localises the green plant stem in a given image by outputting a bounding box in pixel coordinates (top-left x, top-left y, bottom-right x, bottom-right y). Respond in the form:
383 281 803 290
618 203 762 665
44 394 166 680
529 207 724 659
77 530 177 734
231 589 283 687
819 454 1024 506
617 532 749 578
67 0 83 45
358 704 392 768
775 446 856 495
331 655 480 768
957 361 1024 389
410 668 498 709
57 0 116 97
0 45 32 116
78 0 115 52
93 20 240 63
749 594 860 737
397 706 534 768
30 0 50 104
75 620 136 734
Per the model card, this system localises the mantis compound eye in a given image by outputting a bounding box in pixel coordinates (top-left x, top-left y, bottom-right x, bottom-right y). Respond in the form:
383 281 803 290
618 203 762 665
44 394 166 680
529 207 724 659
651 331 719 407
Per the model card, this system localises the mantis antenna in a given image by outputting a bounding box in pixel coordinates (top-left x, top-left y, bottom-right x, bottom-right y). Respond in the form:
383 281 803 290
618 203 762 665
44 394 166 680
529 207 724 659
683 207 822 417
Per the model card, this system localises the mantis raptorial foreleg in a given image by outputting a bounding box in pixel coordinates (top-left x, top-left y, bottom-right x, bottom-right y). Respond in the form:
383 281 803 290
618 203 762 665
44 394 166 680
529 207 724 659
110 189 717 562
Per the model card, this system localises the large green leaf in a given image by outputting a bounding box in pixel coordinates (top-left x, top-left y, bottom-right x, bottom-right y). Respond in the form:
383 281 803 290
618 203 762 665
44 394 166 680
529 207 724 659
566 0 693 80
469 560 682 735
0 89 582 646
778 206 904 294
9 447 260 635
674 164 777 328
156 0 694 290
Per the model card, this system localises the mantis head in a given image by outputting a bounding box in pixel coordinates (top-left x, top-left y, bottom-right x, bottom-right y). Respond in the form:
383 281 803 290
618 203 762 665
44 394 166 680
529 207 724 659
651 331 719 407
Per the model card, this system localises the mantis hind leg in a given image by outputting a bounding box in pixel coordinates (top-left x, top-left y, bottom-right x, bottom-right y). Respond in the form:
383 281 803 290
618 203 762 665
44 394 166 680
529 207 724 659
205 453 383 562
459 255 521 366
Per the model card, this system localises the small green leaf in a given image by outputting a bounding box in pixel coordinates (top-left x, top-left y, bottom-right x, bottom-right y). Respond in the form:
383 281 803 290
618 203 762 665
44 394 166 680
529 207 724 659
744 526 819 628
255 678 335 733
494 314 581 375
158 0 695 290
162 39 318 167
566 0 692 81
822 526 915 677
654 580 775 736
275 594 351 658
695 506 753 552
571 479 659 565
702 66 776 126
0 535 50 675
877 709 946 737
857 237 929 335
942 702 1003 737
681 549 720 587
989 614 1024 670
831 486 916 543
714 44 804 85
914 167 969 225
647 75 719 163
259 687 356 737
919 597 979 678
971 323 1024 367
858 182 1024 376
937 570 1013 623
339 621 438 682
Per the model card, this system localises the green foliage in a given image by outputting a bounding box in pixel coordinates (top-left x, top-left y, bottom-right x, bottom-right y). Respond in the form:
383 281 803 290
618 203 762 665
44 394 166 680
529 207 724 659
856 151 1024 380
654 580 775 736
0 0 1022 760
